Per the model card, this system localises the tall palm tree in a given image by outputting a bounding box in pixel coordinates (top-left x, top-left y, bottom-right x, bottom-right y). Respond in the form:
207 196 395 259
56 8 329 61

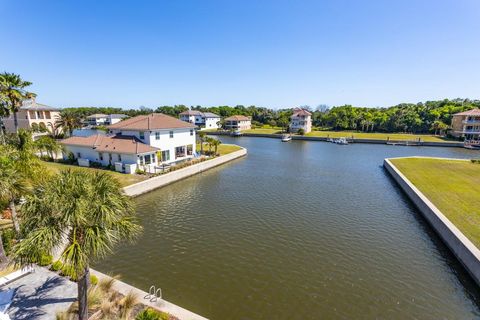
198 131 207 154
35 135 63 160
13 170 141 320
55 110 82 137
210 138 222 155
0 159 30 235
0 73 36 133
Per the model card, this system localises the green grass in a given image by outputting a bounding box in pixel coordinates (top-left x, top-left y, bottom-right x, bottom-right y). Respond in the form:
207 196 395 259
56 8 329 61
197 143 242 156
41 161 147 187
390 157 480 249
243 126 456 143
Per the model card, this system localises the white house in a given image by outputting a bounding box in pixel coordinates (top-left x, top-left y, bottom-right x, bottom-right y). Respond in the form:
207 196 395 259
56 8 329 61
61 113 197 173
289 108 312 133
86 113 128 126
179 110 221 130
108 114 128 125
224 115 251 131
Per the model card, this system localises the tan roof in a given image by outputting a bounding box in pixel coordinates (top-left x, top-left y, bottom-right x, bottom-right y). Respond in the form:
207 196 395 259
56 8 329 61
225 115 251 121
453 108 480 116
61 134 158 154
292 108 312 116
108 113 195 130
179 110 203 116
20 99 59 111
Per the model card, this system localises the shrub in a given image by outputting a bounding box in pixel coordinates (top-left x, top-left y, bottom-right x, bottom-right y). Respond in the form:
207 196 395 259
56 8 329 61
135 168 145 175
1 229 16 255
31 123 39 132
39 122 48 132
297 128 305 135
135 309 162 320
51 260 63 271
90 161 103 168
39 254 53 266
471 159 480 164
61 264 78 281
90 274 98 286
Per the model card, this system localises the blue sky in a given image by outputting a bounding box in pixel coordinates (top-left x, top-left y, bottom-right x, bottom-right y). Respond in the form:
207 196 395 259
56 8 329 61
1 0 479 109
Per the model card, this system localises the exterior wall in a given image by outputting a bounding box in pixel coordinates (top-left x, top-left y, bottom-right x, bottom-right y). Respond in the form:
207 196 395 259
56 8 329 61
109 117 123 125
2 109 60 133
62 145 139 166
87 117 108 126
180 114 195 124
109 128 196 164
124 147 247 196
451 115 480 141
290 115 312 133
204 117 220 130
384 158 480 286
225 120 251 131
451 115 464 137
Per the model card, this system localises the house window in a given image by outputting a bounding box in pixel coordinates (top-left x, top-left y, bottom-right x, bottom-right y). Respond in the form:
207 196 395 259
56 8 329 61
77 152 81 158
118 154 122 161
187 145 193 155
169 131 174 138
155 132 160 140
190 129 194 136
139 131 145 139
144 154 152 164
45 111 51 119
99 153 103 161
161 150 170 161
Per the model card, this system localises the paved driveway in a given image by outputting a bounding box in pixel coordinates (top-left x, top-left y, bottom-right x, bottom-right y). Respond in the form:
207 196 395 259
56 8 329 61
3 267 76 320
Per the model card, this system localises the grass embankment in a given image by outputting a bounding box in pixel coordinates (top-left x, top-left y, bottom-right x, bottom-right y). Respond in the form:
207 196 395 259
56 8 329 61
390 157 480 248
196 143 242 156
42 162 147 187
243 126 456 143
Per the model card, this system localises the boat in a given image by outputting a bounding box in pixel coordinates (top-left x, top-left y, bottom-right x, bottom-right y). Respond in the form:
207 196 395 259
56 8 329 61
281 134 292 142
230 130 242 136
335 137 349 145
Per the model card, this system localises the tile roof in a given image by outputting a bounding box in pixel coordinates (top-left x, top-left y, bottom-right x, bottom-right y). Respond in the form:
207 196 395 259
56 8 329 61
19 100 59 111
179 110 203 116
108 113 196 130
109 114 128 119
292 108 312 116
87 114 108 118
61 134 158 154
453 108 480 116
225 115 251 121
203 112 220 118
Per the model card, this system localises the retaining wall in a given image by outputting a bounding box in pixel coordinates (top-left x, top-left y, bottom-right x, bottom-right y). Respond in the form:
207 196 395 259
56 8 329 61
123 148 247 196
384 158 480 286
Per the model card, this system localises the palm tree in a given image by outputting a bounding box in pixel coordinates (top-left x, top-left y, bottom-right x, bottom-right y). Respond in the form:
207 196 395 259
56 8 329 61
198 131 207 154
0 160 30 235
210 138 222 155
55 110 82 137
35 136 63 160
12 170 141 320
0 73 36 133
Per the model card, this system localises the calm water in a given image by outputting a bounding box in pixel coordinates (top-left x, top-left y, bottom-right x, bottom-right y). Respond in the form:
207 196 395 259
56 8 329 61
95 137 480 319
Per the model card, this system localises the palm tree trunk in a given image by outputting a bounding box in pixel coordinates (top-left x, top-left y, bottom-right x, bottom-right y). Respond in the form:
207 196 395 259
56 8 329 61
0 232 8 266
13 111 19 133
200 140 203 154
78 266 90 320
9 201 20 235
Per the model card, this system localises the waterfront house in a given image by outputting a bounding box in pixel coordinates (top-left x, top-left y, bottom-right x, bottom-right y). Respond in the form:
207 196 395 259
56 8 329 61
1 98 60 133
179 110 221 130
62 113 196 173
86 113 127 126
451 109 480 144
224 115 252 131
289 108 312 133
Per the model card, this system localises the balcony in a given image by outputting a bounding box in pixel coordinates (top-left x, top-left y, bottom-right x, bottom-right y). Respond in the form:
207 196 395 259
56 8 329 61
462 119 480 124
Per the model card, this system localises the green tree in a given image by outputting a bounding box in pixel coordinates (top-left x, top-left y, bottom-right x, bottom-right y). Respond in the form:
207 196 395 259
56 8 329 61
0 73 36 133
12 170 142 320
210 138 222 155
198 131 207 154
35 136 63 160
55 110 82 137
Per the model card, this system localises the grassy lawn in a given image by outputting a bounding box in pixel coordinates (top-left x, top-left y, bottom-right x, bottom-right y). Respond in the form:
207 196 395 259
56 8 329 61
41 161 147 187
242 126 456 142
390 157 480 249
197 143 242 156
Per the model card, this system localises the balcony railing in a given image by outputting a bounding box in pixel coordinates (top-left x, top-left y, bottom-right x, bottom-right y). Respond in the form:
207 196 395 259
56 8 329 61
462 119 480 124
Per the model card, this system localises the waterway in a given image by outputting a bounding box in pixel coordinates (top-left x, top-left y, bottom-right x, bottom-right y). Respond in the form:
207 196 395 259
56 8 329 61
95 137 480 319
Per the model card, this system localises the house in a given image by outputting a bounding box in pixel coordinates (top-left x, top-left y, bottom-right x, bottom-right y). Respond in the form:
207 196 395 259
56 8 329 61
1 98 60 133
108 114 128 125
86 114 109 126
451 108 480 144
179 110 221 130
61 113 197 173
289 108 312 133
224 115 251 131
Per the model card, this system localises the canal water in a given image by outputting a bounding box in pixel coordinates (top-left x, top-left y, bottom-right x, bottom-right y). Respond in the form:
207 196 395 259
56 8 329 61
95 137 480 319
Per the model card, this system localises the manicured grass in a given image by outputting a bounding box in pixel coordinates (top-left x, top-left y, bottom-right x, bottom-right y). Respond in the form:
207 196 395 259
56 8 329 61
41 161 147 187
196 143 242 156
242 127 456 143
390 157 480 249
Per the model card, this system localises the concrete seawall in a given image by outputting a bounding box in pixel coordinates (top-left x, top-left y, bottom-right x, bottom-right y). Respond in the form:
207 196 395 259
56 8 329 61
208 131 464 148
124 148 247 196
383 158 480 286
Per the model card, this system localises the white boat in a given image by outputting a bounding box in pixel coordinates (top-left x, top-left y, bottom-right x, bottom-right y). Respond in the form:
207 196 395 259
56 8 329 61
281 134 292 142
335 137 349 145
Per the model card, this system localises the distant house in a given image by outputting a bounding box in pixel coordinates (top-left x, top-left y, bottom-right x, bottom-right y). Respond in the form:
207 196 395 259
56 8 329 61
86 114 127 126
179 110 221 130
1 99 60 133
451 108 480 143
62 113 197 173
224 115 251 131
289 108 312 133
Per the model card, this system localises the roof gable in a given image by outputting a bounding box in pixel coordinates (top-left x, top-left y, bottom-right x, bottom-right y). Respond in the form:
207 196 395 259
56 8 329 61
108 113 196 130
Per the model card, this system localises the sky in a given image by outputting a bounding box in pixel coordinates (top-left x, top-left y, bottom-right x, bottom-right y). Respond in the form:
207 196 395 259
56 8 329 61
1 0 479 109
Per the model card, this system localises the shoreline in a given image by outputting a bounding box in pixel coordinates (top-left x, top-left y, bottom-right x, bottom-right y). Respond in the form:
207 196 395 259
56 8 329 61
383 157 480 287
208 131 466 148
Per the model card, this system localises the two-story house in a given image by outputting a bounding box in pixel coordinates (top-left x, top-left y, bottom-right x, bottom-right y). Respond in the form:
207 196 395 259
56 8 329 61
224 115 251 131
289 108 312 133
61 113 197 173
1 98 61 133
179 110 221 130
451 108 480 144
86 113 127 126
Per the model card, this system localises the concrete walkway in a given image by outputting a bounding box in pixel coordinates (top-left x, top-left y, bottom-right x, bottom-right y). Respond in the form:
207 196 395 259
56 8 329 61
90 269 208 320
4 267 76 320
